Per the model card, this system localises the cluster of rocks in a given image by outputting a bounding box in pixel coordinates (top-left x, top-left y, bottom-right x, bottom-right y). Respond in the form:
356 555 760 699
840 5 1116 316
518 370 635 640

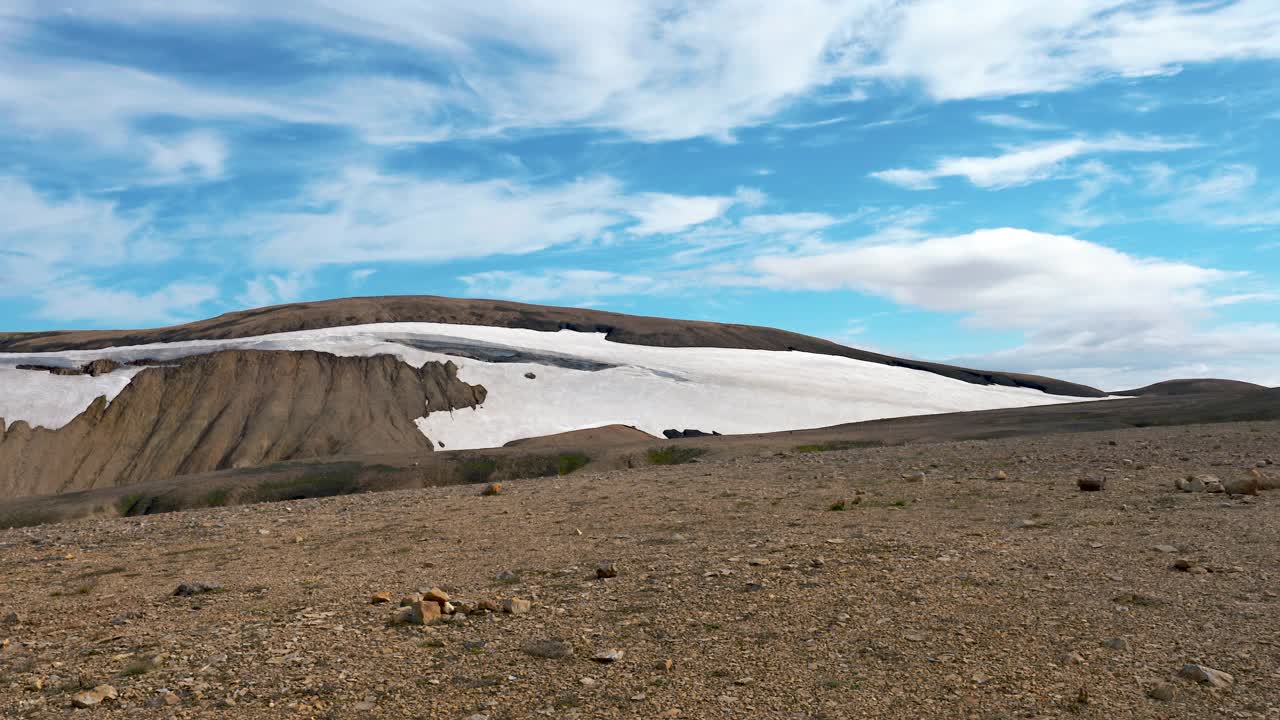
1176 469 1271 496
373 587 531 625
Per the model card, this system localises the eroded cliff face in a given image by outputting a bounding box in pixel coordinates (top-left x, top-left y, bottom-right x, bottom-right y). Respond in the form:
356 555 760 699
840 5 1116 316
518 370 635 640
0 350 485 498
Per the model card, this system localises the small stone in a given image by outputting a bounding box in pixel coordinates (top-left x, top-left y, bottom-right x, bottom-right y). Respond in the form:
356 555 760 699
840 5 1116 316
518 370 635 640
1060 651 1086 665
592 649 625 663
404 600 443 625
495 570 519 583
423 587 450 603
656 659 674 672
503 597 531 615
1179 663 1233 687
901 470 927 483
1077 476 1106 492
1172 558 1196 571
522 639 575 659
809 557 826 568
746 558 770 566
596 562 619 579
1102 637 1130 651
1152 544 1178 554
370 591 393 604
1187 565 1209 575
481 482 503 496
733 677 754 686
1147 683 1177 702
1223 473 1260 496
71 684 118 708
173 582 220 597
988 470 1007 481
1 611 19 625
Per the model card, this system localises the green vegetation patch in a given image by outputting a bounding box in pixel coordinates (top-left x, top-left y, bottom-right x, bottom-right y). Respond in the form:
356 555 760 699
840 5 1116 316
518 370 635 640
116 493 183 517
251 469 362 503
646 446 707 466
460 458 498 484
554 451 589 476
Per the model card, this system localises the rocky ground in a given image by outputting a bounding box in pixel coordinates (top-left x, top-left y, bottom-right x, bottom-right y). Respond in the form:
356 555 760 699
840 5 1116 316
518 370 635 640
1 420 1277 719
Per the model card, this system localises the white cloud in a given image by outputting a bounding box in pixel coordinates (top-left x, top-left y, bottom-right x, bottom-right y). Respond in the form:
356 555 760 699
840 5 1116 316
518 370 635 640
863 0 1280 100
974 113 1059 131
349 268 377 285
5 1 1280 149
1054 160 1127 228
461 269 667 303
630 193 735 236
739 213 841 234
0 176 220 325
246 170 740 268
146 131 228 181
236 273 311 309
754 227 1280 387
33 280 219 327
872 135 1195 189
1154 164 1280 228
0 176 143 294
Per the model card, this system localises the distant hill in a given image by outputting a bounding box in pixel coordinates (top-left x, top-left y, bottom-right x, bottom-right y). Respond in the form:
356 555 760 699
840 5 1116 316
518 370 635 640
1114 379 1267 397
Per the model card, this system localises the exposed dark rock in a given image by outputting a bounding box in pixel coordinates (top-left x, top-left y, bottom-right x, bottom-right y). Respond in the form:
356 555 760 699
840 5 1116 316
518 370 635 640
662 429 722 439
13 359 122 376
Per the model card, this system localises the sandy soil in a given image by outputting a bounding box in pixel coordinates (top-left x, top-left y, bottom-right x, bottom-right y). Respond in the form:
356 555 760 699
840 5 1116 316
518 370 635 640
1 421 1277 719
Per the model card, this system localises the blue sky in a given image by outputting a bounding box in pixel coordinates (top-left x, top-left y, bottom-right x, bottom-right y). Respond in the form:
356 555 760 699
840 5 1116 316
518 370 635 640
2 1 1279 389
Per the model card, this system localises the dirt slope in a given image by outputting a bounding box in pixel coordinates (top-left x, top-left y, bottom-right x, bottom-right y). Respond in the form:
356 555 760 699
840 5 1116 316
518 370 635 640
0 295 1104 397
503 424 657 448
0 350 484 498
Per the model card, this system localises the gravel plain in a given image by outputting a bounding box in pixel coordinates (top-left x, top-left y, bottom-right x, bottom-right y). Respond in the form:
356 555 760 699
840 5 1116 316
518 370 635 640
1 420 1277 719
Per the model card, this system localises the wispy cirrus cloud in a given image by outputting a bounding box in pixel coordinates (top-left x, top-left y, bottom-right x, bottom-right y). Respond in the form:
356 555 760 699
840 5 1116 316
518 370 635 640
461 269 670 303
243 169 750 268
6 0 1280 149
871 135 1196 189
975 113 1060 131
862 0 1280 100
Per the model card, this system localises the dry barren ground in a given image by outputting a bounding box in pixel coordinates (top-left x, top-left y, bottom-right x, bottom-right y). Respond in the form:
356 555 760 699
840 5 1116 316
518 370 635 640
1 421 1277 719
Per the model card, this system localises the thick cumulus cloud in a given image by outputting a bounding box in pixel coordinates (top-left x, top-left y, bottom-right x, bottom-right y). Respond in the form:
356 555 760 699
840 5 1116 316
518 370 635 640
754 228 1280 387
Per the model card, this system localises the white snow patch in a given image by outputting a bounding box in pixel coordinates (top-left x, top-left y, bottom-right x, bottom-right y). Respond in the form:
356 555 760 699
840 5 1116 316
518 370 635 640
0 322 1105 446
0 366 143 431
